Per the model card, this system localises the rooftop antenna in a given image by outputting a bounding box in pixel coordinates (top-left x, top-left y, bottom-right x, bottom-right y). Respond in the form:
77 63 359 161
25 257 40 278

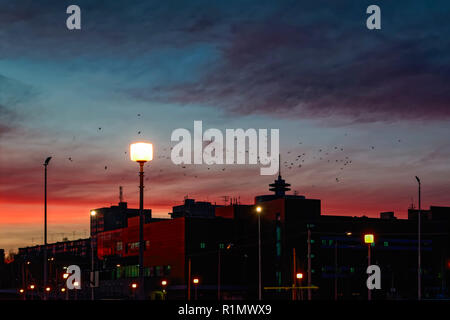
278 154 281 177
221 196 230 205
119 186 124 203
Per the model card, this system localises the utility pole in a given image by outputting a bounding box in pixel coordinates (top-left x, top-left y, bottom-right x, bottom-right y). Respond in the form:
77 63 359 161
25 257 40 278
307 227 312 300
292 248 296 301
43 156 51 299
188 257 191 301
416 176 421 301
335 240 338 301
218 248 221 300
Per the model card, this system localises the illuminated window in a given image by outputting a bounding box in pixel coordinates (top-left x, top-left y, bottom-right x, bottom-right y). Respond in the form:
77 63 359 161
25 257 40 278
116 241 123 252
200 242 206 249
350 267 355 273
219 243 224 249
384 241 389 247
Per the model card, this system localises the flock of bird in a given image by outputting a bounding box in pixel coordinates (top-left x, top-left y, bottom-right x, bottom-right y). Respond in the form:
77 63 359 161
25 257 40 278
63 113 404 185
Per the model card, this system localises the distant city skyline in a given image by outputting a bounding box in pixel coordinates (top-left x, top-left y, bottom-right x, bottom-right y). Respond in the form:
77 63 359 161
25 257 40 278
1 0 450 254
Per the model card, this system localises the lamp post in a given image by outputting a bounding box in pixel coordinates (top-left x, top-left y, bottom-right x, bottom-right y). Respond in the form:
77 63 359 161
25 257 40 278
256 206 262 300
130 142 153 300
161 280 167 300
415 176 421 301
296 272 303 300
43 156 51 298
90 210 97 300
193 278 199 300
364 234 374 301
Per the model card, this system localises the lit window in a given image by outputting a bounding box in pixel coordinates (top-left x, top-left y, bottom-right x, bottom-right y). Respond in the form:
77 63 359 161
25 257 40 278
384 241 389 247
200 242 206 249
219 243 224 249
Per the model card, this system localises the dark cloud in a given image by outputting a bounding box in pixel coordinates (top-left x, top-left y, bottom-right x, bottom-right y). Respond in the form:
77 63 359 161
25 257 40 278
145 19 450 123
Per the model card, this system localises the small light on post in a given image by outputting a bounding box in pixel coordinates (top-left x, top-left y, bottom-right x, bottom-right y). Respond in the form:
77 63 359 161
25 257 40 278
90 210 97 217
61 288 66 293
63 273 69 279
364 234 374 244
296 273 303 279
256 206 262 214
45 287 51 292
161 280 168 287
193 278 199 285
19 289 25 294
131 283 138 289
29 285 35 290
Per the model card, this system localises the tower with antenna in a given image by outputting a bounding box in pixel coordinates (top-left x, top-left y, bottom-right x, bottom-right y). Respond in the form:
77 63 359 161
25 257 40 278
119 186 124 203
269 154 291 197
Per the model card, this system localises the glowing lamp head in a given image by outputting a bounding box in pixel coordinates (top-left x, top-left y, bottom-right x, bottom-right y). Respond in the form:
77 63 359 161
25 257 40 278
90 210 97 217
29 285 35 290
364 234 374 244
161 280 167 286
296 273 303 279
346 232 352 236
193 278 199 285
45 287 51 292
130 142 153 163
19 289 25 294
63 273 69 279
73 281 79 287
131 283 138 289
256 206 262 214
61 288 66 292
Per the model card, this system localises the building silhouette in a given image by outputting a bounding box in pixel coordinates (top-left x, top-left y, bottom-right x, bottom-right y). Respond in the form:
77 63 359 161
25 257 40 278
8 173 450 300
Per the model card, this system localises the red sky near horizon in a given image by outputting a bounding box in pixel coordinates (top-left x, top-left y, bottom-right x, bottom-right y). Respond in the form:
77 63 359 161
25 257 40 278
1 1 450 255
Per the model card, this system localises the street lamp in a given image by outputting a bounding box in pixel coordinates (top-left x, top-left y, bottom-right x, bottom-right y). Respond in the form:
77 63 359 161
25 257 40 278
415 176 421 301
364 233 374 301
255 206 262 300
161 280 168 300
193 278 199 300
29 284 35 301
130 142 153 300
90 210 97 301
296 273 303 300
43 156 52 296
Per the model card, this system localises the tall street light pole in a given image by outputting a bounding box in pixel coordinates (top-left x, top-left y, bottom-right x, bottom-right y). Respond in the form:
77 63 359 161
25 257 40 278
364 234 374 301
90 210 97 300
130 142 153 300
415 176 421 301
256 206 262 300
43 156 51 297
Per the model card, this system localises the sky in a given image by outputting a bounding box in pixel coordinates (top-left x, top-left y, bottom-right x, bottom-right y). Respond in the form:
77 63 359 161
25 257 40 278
1 0 450 254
